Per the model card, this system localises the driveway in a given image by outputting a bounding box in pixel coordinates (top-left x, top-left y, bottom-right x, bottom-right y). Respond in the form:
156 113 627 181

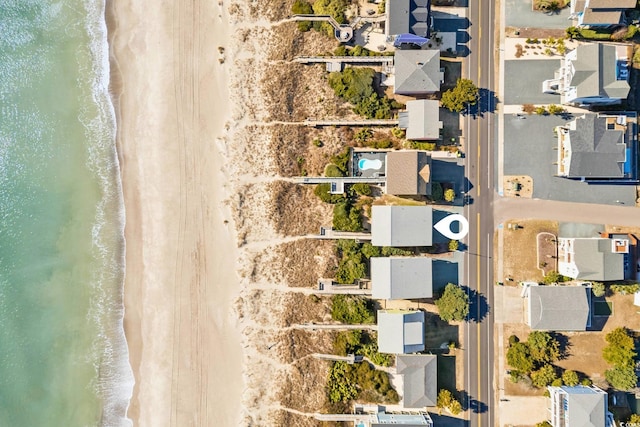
504 60 561 105
505 0 572 29
503 115 637 205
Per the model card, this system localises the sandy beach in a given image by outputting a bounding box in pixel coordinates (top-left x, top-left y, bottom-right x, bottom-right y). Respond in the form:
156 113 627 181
108 0 244 425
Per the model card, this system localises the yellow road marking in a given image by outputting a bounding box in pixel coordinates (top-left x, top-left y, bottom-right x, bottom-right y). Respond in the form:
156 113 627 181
477 212 482 427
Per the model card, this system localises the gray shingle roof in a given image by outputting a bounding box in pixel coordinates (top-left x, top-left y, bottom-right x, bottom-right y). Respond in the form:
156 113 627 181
566 114 626 178
377 310 425 354
588 0 636 9
394 49 443 95
396 354 438 408
385 151 432 196
571 44 630 100
371 256 433 299
571 238 625 280
386 0 431 37
371 205 433 247
581 9 623 25
403 99 442 140
561 386 607 427
528 286 591 331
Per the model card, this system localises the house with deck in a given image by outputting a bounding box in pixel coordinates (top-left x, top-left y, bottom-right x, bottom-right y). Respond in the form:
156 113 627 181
525 285 591 331
542 44 631 107
371 256 433 299
547 385 615 427
385 0 432 38
398 100 442 141
558 237 627 281
393 49 443 96
371 205 433 247
396 354 438 409
555 112 637 183
377 309 425 354
570 0 636 28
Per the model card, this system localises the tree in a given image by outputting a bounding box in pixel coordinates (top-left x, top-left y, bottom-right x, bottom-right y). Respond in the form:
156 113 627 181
566 26 581 40
333 202 363 232
331 295 374 324
547 104 565 115
506 342 534 374
436 389 461 415
535 105 548 115
527 331 561 364
542 270 568 285
628 414 640 423
536 422 552 427
435 283 470 322
605 365 638 391
291 0 314 31
591 282 605 297
448 239 459 251
603 327 636 367
562 370 579 387
441 78 479 112
444 188 456 202
531 364 557 388
431 182 444 201
351 183 371 196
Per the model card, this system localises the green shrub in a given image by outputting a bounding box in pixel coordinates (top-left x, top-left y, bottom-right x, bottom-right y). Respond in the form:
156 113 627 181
327 361 358 403
291 0 313 31
330 147 351 174
535 105 548 115
431 182 444 201
331 295 374 324
325 163 345 177
508 334 520 346
354 128 373 143
333 202 363 232
369 139 392 149
328 68 394 119
531 364 557 388
391 127 405 139
314 183 345 203
435 283 469 322
603 327 636 367
542 270 569 284
551 378 563 387
380 246 413 256
313 138 324 147
606 365 638 390
610 284 640 295
580 378 592 386
547 104 565 115
410 141 437 151
448 239 459 251
312 0 349 36
591 282 605 297
351 183 371 196
507 342 534 374
444 188 456 202
562 369 579 387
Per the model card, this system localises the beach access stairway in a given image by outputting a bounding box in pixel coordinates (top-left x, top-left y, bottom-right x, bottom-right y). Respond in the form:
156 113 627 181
303 118 399 127
294 55 394 72
293 323 378 331
311 226 372 241
291 14 353 42
317 278 372 294
312 353 364 364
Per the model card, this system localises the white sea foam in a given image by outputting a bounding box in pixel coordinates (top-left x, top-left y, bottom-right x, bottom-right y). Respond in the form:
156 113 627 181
78 0 134 425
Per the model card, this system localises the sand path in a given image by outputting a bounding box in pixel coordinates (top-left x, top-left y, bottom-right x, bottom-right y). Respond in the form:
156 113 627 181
108 0 243 425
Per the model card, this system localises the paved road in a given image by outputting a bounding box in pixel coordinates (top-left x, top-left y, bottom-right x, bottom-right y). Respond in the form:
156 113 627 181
463 0 496 426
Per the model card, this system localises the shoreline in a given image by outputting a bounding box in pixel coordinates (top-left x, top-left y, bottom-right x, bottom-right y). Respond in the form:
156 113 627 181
106 0 244 425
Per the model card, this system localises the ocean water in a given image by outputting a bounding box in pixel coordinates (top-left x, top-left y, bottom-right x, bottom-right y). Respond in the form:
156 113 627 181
0 0 133 425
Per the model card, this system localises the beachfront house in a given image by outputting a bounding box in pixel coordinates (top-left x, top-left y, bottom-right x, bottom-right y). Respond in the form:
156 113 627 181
555 112 638 183
371 256 433 299
371 205 433 247
542 44 631 107
570 0 636 28
385 150 433 197
393 49 444 96
377 309 425 354
558 237 627 281
385 0 432 38
396 354 437 409
398 100 442 141
547 385 615 427
525 285 591 331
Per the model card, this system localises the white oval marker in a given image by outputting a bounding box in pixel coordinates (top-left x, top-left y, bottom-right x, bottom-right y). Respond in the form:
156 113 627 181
433 213 470 240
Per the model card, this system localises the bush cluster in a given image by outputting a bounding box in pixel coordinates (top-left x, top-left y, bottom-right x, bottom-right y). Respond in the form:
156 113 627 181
331 294 375 324
328 68 395 119
334 330 394 367
327 360 398 404
603 327 638 390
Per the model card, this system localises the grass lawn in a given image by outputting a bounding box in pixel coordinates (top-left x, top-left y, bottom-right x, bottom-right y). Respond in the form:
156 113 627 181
423 311 459 350
500 219 559 283
437 354 457 393
593 301 613 316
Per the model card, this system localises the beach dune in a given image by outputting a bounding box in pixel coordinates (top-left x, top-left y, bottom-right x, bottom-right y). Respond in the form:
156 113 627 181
108 0 243 425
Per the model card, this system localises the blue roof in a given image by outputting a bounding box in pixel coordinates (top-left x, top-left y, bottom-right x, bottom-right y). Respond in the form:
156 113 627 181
394 33 430 47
